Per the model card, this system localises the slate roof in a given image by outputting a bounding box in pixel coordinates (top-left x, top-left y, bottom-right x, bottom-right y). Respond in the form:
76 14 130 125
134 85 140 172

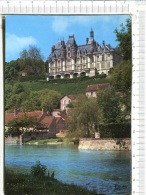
86 83 110 92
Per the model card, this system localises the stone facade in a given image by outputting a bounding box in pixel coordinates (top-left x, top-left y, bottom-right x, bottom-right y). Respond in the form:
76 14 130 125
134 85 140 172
78 138 131 150
47 29 122 80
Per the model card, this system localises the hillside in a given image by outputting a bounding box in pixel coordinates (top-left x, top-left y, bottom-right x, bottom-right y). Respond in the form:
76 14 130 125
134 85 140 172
18 77 111 96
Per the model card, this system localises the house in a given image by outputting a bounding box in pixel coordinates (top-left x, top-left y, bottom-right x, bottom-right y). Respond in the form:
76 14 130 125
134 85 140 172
86 83 110 97
47 29 122 80
60 95 77 112
5 109 67 142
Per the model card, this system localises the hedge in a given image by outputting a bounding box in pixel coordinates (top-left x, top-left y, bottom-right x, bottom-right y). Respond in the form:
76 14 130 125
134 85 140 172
99 123 131 138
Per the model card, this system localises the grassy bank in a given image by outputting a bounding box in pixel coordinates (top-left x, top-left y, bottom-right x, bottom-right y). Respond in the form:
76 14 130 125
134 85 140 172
6 77 110 96
5 168 103 195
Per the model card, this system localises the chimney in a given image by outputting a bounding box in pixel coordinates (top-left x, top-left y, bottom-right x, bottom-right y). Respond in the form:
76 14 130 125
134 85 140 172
14 109 19 116
42 108 46 115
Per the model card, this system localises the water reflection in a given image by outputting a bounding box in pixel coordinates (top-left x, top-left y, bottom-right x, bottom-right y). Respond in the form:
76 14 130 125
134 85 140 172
5 144 131 195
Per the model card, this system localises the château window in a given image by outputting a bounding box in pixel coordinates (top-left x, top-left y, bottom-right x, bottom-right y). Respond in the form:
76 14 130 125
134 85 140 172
107 62 110 68
68 53 71 57
102 55 104 61
68 47 70 51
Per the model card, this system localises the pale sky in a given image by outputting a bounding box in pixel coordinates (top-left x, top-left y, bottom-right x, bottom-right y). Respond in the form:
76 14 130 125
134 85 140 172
5 15 130 62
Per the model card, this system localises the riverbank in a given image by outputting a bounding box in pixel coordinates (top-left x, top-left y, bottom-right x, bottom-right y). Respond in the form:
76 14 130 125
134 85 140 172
79 138 131 150
5 168 103 195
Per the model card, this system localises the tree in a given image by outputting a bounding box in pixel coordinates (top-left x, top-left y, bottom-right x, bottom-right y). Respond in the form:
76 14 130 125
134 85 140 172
114 18 132 61
97 88 122 123
19 45 45 75
39 89 61 113
67 95 99 138
6 114 38 136
110 60 132 92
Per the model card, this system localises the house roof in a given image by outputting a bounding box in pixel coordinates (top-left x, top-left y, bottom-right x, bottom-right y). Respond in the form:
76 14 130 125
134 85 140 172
58 113 68 121
86 83 110 92
40 116 55 128
60 94 78 101
5 111 43 125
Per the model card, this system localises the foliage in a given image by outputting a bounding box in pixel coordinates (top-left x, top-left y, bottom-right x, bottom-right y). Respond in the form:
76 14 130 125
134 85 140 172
114 18 132 60
39 89 61 112
5 167 99 195
5 78 109 112
97 88 123 123
6 114 38 136
5 45 45 81
30 161 47 178
99 123 131 138
110 60 132 92
67 95 99 138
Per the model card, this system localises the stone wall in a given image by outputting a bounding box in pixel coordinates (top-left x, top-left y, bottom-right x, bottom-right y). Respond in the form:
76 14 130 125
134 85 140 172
78 138 131 151
5 135 22 144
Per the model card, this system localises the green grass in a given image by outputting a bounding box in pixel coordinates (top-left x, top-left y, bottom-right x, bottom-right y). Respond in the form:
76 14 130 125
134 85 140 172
5 168 104 195
15 77 110 96
25 137 75 145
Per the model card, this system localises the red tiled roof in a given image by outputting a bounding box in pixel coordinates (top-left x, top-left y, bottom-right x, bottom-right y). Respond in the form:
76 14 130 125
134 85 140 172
5 111 43 125
40 116 55 128
60 95 78 101
86 83 110 92
58 113 68 121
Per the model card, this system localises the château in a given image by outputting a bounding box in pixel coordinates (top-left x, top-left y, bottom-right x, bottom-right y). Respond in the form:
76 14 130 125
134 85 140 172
47 29 122 80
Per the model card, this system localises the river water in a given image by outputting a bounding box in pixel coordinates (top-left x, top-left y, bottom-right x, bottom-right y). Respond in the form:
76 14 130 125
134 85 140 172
5 144 131 195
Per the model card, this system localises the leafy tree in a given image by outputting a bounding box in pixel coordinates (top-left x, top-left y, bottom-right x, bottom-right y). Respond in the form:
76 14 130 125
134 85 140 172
114 18 132 60
110 60 132 92
67 95 99 138
39 89 61 113
21 91 41 112
6 114 38 136
20 45 45 74
97 88 122 123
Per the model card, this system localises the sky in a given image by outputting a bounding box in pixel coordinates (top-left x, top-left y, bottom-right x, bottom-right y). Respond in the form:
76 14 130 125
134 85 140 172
5 15 130 62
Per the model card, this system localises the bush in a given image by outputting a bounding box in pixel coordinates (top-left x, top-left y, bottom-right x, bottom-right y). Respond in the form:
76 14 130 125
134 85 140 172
31 161 47 178
99 123 131 138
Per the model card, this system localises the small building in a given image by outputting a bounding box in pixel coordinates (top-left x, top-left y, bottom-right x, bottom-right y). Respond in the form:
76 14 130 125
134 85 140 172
86 83 110 97
60 95 77 112
5 109 67 143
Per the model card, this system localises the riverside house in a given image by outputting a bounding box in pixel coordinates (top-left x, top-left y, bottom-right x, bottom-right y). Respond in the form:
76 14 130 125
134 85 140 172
86 83 110 97
5 109 66 143
60 95 78 112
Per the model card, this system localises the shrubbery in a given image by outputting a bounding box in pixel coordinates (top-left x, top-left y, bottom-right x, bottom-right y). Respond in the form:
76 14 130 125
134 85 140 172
30 161 47 178
99 123 131 138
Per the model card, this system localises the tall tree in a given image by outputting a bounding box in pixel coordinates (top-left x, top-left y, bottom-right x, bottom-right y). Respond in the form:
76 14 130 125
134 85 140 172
97 88 122 123
110 60 132 92
6 114 38 136
114 18 132 61
19 45 45 74
67 95 99 138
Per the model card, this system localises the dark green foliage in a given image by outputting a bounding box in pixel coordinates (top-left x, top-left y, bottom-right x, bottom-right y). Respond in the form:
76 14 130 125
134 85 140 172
5 167 100 195
6 114 38 136
99 123 131 138
110 60 132 92
67 95 99 138
114 18 131 61
97 88 122 123
31 161 47 178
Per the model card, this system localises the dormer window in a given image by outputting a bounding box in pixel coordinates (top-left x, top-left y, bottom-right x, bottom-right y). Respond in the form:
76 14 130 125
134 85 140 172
68 47 70 51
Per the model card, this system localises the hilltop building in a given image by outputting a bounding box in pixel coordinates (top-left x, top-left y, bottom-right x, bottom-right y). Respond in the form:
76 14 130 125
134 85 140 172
46 29 122 80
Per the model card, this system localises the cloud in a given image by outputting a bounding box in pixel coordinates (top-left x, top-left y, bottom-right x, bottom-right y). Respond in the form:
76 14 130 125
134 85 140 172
51 16 98 35
6 33 37 62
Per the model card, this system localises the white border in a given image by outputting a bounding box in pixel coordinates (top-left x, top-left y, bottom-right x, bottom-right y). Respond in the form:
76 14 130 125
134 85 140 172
0 1 146 195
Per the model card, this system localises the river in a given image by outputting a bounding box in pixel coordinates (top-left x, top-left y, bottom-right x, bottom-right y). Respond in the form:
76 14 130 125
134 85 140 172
5 144 131 195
